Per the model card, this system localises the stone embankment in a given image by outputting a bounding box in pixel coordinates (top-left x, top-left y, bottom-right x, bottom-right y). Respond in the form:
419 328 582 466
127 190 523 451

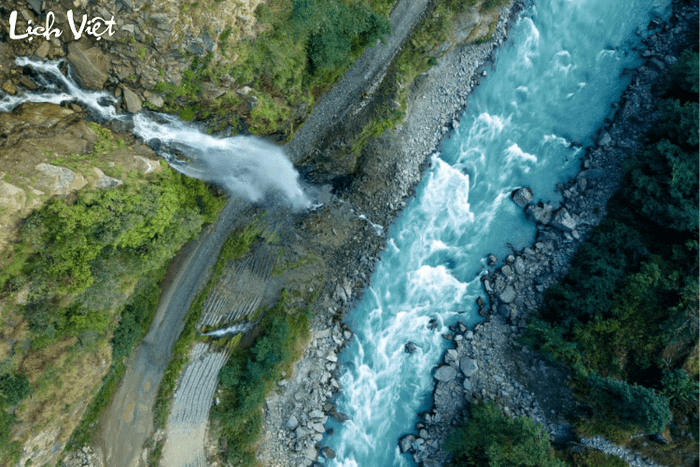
401 1 698 466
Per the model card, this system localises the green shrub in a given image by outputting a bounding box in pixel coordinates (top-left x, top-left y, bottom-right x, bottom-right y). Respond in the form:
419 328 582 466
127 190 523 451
445 401 566 467
588 375 672 434
660 368 699 405
0 372 30 406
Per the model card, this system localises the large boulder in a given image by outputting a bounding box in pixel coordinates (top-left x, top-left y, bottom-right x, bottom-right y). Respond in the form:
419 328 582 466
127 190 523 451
550 208 577 231
92 168 123 189
67 43 110 90
34 163 87 195
122 88 142 113
434 365 457 382
459 357 478 377
499 285 516 304
525 202 553 225
511 187 533 207
399 434 416 453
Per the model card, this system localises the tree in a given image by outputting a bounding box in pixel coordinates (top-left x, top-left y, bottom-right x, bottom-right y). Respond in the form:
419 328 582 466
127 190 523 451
588 375 672 433
445 401 566 467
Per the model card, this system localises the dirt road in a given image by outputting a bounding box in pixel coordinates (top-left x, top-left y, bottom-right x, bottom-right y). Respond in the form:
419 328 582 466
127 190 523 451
95 198 248 467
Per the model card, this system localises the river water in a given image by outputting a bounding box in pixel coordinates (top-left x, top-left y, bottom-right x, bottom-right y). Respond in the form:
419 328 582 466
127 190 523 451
321 0 671 465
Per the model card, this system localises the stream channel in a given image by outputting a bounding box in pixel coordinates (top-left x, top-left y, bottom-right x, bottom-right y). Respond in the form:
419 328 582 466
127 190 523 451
320 0 672 465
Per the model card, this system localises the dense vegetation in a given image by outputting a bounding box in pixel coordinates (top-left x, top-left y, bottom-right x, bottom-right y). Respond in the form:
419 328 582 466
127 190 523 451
212 289 314 466
445 401 566 467
0 163 224 463
524 49 698 441
1 169 222 344
155 0 392 135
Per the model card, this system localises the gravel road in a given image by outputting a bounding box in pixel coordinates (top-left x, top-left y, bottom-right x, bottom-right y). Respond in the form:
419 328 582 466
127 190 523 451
95 198 250 467
286 0 431 165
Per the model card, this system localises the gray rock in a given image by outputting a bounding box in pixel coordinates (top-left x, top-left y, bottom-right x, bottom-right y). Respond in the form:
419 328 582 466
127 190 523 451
309 409 324 420
525 202 553 225
551 208 577 231
321 446 336 459
92 168 123 189
122 88 142 113
434 365 457 382
67 43 109 90
499 285 516 303
147 94 164 108
511 187 533 207
35 41 50 59
463 378 472 391
35 163 87 195
303 447 317 460
399 434 416 453
286 415 299 430
513 256 526 275
599 132 612 146
459 357 478 377
27 0 42 14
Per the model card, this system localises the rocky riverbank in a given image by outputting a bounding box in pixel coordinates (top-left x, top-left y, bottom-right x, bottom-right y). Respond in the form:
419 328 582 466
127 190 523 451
400 1 698 466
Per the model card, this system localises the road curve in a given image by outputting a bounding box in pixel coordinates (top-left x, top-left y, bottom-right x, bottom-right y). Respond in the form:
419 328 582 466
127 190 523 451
96 198 248 467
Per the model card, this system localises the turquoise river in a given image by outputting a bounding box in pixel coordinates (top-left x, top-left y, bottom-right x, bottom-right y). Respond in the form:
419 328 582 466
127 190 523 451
321 0 672 465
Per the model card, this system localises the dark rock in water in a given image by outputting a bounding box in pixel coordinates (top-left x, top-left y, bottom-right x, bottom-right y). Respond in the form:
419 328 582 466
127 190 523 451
511 186 533 207
404 341 418 354
487 254 498 266
321 446 337 459
428 318 439 331
330 409 349 422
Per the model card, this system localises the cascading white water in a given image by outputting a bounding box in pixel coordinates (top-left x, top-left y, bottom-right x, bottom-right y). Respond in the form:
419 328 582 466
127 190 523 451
1 58 310 210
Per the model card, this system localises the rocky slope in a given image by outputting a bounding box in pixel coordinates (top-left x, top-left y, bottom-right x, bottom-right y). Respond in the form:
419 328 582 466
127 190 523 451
400 1 699 466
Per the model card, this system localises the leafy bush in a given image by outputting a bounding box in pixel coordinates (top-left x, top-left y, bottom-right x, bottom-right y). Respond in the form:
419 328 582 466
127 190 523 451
445 401 566 467
588 375 672 434
0 372 30 406
660 368 699 405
